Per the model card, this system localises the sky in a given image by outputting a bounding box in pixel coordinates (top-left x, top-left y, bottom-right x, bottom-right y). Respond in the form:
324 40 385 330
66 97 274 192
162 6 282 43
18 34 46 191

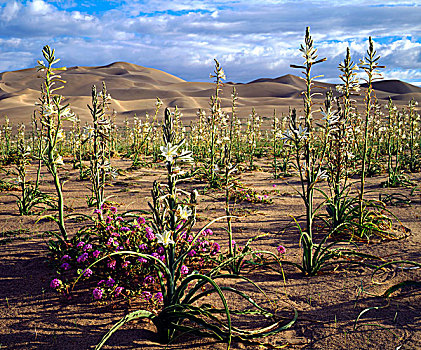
0 0 420 85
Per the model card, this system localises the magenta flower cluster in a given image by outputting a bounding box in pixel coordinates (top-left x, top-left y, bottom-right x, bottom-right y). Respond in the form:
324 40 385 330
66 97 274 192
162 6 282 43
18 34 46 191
49 206 224 303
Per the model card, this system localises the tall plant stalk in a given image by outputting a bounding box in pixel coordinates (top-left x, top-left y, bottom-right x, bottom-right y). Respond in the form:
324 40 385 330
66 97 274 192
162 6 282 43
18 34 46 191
289 27 326 243
208 59 225 186
36 46 75 241
358 37 384 228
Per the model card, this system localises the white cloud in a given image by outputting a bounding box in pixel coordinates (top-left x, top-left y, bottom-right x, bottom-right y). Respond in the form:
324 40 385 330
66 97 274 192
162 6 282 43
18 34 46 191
1 1 21 21
0 0 419 86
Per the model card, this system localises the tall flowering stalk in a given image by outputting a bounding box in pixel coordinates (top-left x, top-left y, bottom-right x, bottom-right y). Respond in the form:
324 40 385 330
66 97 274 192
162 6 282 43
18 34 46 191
12 124 49 215
208 59 226 187
406 99 420 172
358 37 384 229
287 27 327 266
86 83 113 209
323 48 359 231
131 98 162 167
246 108 261 170
225 88 238 260
384 98 406 187
36 46 76 241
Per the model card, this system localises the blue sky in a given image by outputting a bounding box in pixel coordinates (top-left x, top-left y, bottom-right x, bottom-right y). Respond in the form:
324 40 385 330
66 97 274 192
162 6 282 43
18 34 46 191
0 0 420 85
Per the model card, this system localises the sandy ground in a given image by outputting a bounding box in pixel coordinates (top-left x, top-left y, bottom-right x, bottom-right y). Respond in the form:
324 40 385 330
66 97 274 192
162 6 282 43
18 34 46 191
0 158 420 350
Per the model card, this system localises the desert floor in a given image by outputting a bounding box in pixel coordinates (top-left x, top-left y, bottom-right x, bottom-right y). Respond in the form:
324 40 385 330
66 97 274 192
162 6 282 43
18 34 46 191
0 158 420 350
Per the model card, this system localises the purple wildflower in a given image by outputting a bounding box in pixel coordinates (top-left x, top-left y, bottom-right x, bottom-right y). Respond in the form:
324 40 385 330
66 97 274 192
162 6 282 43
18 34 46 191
137 257 147 264
120 226 130 232
83 268 93 277
188 249 196 257
93 209 101 214
60 262 71 270
77 241 85 248
137 217 146 225
203 228 213 236
142 291 152 301
145 227 155 240
105 216 112 224
93 288 103 300
92 250 101 258
110 207 117 214
114 286 124 297
107 260 117 270
77 252 89 263
121 261 130 268
83 243 93 251
61 254 71 261
139 243 147 250
50 278 62 289
211 242 221 255
155 292 163 303
105 277 115 287
157 246 164 255
276 245 286 255
144 276 155 284
180 265 189 275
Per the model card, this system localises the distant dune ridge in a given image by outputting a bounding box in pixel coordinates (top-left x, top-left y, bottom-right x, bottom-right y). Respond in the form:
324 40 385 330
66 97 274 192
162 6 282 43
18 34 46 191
0 61 420 125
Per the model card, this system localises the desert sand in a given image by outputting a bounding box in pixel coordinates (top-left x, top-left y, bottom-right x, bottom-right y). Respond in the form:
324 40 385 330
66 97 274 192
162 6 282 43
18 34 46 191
1 62 420 126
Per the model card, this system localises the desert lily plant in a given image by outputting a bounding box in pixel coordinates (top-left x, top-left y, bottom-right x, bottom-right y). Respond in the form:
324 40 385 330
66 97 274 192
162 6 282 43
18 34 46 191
245 108 261 170
0 116 12 163
94 107 296 349
283 28 379 275
358 37 384 230
11 124 50 215
221 88 243 274
383 98 409 187
70 115 88 180
206 59 226 187
36 45 76 241
272 111 292 178
283 27 331 275
404 98 420 172
320 48 360 233
85 83 115 209
131 98 162 167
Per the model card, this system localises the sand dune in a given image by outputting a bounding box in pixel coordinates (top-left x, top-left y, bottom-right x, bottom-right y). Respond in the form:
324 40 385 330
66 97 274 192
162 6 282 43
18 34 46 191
0 61 419 126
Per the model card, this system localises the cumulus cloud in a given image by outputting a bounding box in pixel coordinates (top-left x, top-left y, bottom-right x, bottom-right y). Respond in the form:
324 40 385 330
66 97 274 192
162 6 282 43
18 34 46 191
0 0 419 85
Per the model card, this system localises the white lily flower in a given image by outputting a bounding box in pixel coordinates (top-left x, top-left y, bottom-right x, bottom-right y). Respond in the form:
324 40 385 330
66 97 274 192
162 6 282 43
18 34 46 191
156 230 174 247
160 142 180 162
56 129 65 141
43 104 56 117
316 169 328 181
177 206 192 220
55 155 64 166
